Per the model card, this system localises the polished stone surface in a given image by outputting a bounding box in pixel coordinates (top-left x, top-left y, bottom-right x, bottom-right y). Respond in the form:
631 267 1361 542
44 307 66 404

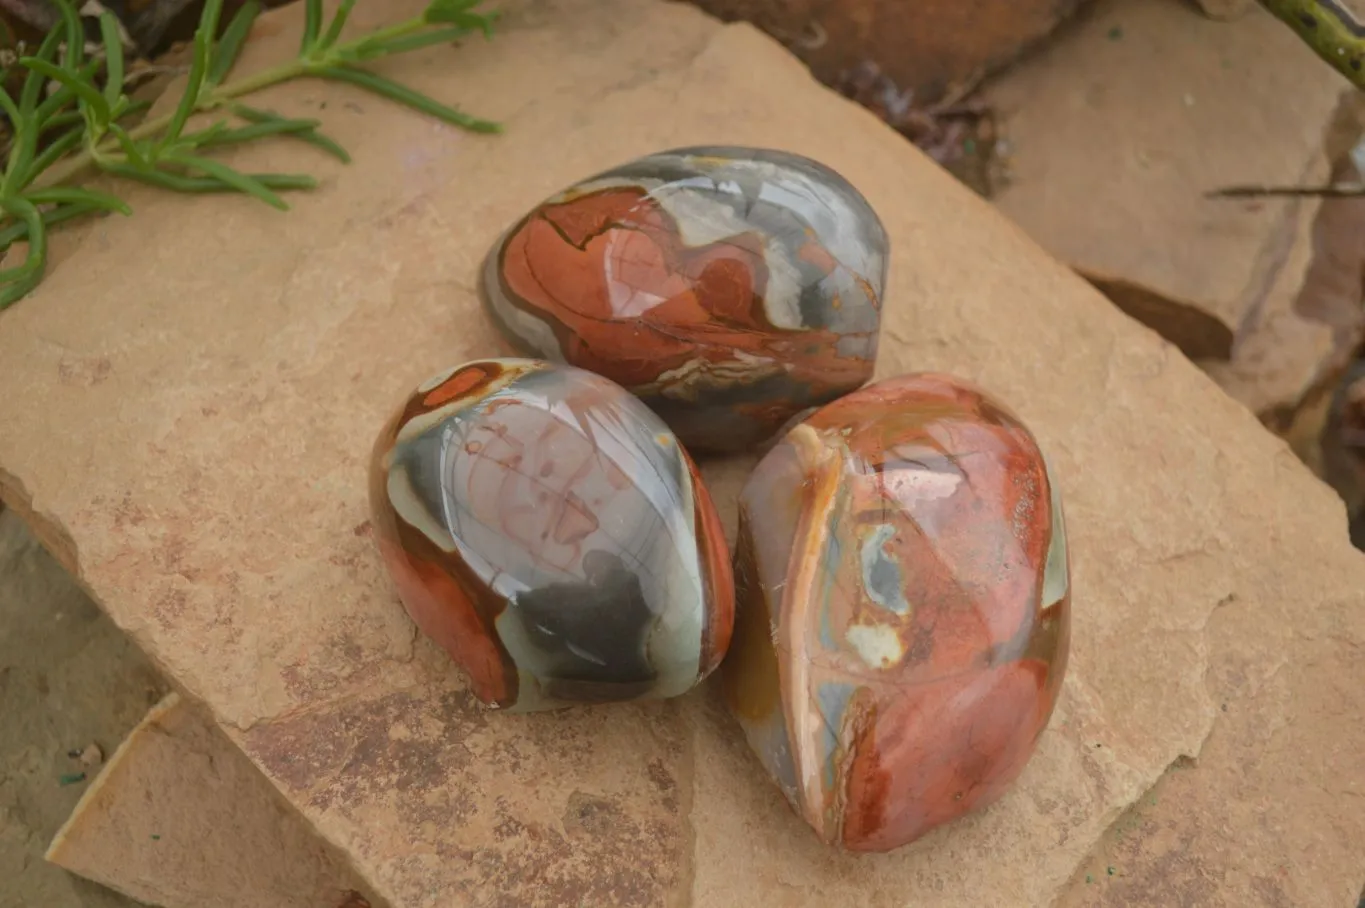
722 372 1071 851
369 358 734 712
481 145 889 454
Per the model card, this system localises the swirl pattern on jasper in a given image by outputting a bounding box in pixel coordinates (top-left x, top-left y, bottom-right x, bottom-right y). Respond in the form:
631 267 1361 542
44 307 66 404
480 146 889 454
369 358 734 713
722 373 1070 851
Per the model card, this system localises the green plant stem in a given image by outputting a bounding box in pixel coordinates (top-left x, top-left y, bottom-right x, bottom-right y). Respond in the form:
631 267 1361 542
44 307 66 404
1255 0 1365 89
34 14 441 188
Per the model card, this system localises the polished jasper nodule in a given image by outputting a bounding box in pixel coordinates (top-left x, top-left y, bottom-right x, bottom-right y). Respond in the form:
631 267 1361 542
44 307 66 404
722 373 1071 852
480 145 889 455
368 358 735 712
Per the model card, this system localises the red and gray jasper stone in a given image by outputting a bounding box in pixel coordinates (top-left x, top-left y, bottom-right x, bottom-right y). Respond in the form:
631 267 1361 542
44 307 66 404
721 373 1071 851
479 146 889 455
368 358 735 712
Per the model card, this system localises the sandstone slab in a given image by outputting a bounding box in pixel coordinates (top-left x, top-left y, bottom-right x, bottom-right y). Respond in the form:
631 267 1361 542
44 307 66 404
1197 188 1335 420
47 693 377 908
1205 116 1365 431
0 1 1362 906
987 0 1353 362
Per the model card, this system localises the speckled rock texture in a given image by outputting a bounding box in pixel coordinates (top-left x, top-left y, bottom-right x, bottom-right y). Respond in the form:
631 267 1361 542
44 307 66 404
0 1 1362 906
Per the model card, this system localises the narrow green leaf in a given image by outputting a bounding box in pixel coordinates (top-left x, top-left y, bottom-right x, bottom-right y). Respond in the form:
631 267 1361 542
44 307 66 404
208 117 319 142
162 152 289 209
423 0 497 37
99 12 125 108
229 102 281 123
0 196 48 309
319 0 359 49
229 104 351 162
0 254 35 283
5 35 45 189
159 53 207 144
349 24 477 60
288 126 350 163
25 127 84 181
34 59 102 126
25 186 132 216
20 58 111 127
101 162 230 193
102 161 316 195
207 0 261 87
105 123 148 166
40 109 85 132
160 0 222 146
198 0 226 42
0 88 22 131
100 161 192 189
0 218 23 249
302 0 324 53
423 0 480 20
51 0 84 69
19 27 65 114
220 120 350 162
0 200 98 248
313 66 500 133
39 200 97 226
79 103 101 144
222 172 318 191
179 119 232 148
0 266 43 308
0 87 31 192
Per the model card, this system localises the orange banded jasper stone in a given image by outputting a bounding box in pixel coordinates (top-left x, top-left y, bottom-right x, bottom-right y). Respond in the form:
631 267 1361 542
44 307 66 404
369 358 734 713
721 373 1071 851
480 146 889 455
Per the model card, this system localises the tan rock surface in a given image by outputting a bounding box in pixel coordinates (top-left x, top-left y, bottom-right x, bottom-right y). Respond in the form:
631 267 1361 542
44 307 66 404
47 692 378 908
986 0 1352 361
1220 93 1365 488
0 1 1362 906
682 0 1086 103
1167 92 1365 432
1198 189 1335 420
1205 172 1365 432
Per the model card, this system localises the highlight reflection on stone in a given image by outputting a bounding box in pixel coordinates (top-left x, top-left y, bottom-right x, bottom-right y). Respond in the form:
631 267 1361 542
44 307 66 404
480 145 889 455
721 373 1071 851
368 358 735 713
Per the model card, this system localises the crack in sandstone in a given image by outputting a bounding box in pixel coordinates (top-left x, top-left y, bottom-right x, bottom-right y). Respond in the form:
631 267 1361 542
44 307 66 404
0 468 81 581
220 669 430 735
1047 575 1233 901
1229 149 1325 349
1051 750 1205 907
